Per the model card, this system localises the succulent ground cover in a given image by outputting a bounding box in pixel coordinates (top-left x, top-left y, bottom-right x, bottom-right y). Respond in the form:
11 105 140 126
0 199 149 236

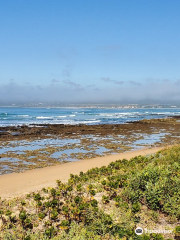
0 145 180 239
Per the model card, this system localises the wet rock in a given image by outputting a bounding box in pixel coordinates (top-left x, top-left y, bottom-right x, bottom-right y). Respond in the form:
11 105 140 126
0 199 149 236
0 131 10 136
10 132 21 136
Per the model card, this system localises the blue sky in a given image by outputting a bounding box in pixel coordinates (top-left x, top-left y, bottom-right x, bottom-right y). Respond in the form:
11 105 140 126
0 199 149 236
0 0 180 104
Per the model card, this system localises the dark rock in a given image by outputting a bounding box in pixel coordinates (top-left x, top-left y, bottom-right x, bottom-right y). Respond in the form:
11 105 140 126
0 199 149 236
0 131 10 135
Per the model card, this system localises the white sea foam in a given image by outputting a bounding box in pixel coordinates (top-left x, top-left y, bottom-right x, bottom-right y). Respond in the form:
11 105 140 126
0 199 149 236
78 120 101 124
0 107 179 127
36 116 54 119
99 112 135 117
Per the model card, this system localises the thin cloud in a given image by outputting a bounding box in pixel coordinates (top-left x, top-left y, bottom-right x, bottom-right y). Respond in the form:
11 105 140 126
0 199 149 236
1 79 180 104
101 77 124 85
128 80 142 86
62 80 84 90
162 79 170 83
36 85 43 90
51 79 59 84
174 79 180 85
93 88 100 91
62 64 73 77
58 47 77 60
146 78 161 83
62 69 71 77
87 84 96 88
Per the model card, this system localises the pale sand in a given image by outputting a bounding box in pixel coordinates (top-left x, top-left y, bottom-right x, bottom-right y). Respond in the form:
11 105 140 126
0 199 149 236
0 147 164 199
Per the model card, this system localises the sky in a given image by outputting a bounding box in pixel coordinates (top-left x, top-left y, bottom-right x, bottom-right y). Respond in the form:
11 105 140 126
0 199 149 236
0 0 180 104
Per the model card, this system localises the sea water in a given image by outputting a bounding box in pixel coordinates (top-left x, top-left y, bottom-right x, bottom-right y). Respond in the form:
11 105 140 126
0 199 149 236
0 107 180 126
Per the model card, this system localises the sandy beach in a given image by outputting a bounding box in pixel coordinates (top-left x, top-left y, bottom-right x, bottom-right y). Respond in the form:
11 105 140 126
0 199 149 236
0 146 164 199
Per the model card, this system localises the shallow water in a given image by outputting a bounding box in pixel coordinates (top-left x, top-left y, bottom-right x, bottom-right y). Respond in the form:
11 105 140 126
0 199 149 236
51 146 109 161
0 130 173 175
131 133 169 149
0 138 80 154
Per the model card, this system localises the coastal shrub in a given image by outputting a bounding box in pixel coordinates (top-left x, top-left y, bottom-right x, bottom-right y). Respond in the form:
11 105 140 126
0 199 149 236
44 226 56 238
151 233 165 240
38 212 46 220
132 202 141 213
60 220 70 230
102 195 110 204
174 225 180 236
19 210 27 221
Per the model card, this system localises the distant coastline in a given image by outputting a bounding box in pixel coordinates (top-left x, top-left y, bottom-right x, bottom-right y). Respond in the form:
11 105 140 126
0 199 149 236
0 103 180 108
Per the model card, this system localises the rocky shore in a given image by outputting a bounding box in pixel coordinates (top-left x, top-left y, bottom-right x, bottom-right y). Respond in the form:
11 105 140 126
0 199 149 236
0 116 180 141
0 117 180 175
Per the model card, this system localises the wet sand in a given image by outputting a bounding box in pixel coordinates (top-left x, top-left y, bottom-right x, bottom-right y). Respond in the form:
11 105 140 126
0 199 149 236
0 146 164 199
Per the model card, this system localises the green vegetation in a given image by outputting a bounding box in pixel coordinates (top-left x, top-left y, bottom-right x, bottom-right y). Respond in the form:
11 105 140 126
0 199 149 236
0 145 180 239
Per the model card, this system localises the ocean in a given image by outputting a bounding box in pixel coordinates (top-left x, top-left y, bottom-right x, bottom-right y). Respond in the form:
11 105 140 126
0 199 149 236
0 107 180 126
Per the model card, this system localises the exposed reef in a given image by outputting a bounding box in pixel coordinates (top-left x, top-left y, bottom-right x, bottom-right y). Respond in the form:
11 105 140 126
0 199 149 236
1 117 180 174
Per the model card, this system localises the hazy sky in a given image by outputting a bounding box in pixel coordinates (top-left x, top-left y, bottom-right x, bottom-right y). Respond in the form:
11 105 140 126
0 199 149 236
0 0 180 104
